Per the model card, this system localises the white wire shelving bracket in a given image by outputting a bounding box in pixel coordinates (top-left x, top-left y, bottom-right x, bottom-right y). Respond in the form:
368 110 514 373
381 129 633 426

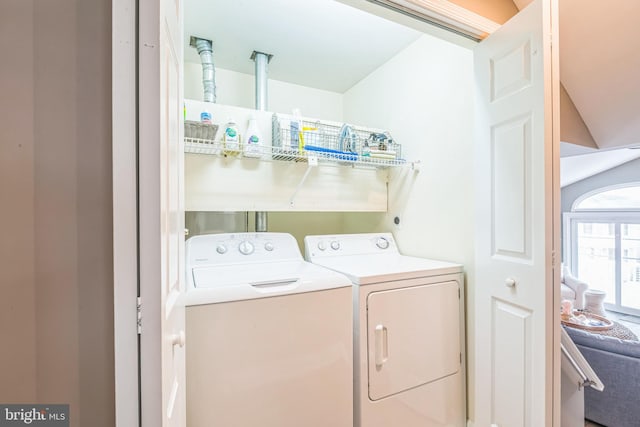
289 156 318 207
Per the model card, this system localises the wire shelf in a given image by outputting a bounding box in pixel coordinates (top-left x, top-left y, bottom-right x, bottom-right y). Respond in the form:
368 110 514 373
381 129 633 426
272 113 403 163
184 139 413 169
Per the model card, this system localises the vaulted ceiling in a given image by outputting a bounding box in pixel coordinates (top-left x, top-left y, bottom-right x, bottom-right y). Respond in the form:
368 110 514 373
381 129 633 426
559 0 640 151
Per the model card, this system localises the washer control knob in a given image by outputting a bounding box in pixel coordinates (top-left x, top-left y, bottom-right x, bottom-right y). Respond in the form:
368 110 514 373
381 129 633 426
317 241 327 251
216 244 227 254
238 241 255 255
376 237 389 249
264 242 274 252
330 240 341 251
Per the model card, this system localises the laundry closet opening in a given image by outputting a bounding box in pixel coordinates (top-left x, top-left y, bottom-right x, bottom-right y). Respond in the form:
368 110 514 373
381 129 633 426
181 0 477 422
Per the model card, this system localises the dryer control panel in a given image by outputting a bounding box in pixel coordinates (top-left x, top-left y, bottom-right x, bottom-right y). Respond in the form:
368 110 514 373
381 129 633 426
304 233 399 259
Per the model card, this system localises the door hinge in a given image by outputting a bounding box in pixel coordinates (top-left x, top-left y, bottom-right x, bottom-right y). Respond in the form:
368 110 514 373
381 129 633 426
458 288 461 299
137 297 142 335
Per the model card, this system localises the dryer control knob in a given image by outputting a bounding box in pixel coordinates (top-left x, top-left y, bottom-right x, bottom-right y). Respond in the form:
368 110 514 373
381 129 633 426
376 237 389 249
216 244 227 254
264 242 274 252
317 241 327 251
330 240 341 251
238 241 255 255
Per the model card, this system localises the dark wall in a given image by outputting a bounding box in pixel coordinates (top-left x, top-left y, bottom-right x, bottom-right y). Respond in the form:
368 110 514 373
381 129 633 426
0 0 114 425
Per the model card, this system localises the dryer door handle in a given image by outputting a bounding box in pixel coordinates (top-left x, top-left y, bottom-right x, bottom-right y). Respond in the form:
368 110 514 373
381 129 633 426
375 324 389 368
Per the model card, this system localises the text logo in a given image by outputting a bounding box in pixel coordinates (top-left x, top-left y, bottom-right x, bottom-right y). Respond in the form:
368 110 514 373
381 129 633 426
0 405 68 426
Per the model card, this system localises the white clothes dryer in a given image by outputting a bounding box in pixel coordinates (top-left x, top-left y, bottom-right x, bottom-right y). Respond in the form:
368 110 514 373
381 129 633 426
305 232 466 427
185 232 352 427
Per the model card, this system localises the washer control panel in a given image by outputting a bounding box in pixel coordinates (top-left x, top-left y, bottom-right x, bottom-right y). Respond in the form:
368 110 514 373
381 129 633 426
186 232 302 268
376 237 389 249
304 233 399 259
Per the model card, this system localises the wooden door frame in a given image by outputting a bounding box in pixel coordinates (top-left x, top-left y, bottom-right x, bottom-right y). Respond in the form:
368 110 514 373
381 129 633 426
112 0 140 425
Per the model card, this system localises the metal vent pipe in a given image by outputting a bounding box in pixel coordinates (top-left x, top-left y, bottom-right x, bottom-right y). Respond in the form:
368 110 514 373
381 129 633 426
251 51 272 111
251 51 273 233
190 37 216 103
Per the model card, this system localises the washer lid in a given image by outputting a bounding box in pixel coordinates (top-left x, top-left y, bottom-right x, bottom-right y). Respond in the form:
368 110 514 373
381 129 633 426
185 260 352 306
310 253 462 285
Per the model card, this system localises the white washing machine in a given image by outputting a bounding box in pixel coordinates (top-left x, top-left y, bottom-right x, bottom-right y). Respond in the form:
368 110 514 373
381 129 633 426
185 232 353 427
305 233 466 427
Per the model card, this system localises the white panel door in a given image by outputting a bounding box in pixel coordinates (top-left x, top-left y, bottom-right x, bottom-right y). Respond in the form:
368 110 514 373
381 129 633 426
474 0 559 426
139 0 185 424
367 281 460 400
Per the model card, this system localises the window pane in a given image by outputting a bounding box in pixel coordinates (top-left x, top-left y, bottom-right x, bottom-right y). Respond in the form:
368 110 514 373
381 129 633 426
576 222 615 304
621 224 640 310
576 185 640 210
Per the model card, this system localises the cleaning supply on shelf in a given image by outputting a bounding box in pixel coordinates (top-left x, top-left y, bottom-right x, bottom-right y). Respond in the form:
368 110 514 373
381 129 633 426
362 140 371 157
223 118 240 155
290 109 303 152
243 116 263 158
302 126 319 148
369 148 397 160
337 124 358 153
304 145 358 162
200 110 212 124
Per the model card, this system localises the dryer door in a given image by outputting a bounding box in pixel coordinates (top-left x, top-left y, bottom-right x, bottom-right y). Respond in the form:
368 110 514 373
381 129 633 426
367 281 460 400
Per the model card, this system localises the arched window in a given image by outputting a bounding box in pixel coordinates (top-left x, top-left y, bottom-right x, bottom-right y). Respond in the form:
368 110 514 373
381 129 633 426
565 183 640 315
573 183 640 211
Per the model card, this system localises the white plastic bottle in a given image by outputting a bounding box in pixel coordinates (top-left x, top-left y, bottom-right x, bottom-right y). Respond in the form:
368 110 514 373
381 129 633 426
243 116 263 158
290 108 302 152
223 118 240 155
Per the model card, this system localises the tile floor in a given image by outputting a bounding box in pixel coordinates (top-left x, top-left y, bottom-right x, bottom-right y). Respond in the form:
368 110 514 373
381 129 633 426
582 310 639 426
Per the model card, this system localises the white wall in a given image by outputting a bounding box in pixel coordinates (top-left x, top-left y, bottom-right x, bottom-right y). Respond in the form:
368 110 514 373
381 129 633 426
185 63 344 121
344 34 475 266
343 34 477 418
